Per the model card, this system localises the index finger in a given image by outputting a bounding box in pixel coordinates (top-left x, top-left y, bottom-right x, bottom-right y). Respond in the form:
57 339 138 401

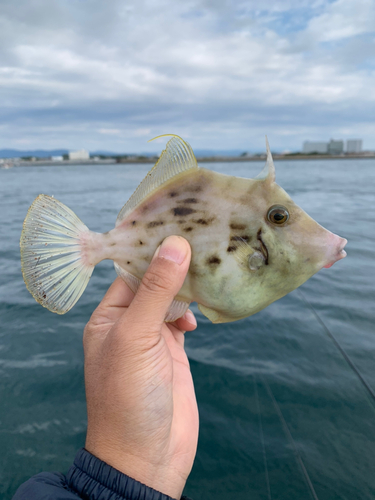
90 277 135 327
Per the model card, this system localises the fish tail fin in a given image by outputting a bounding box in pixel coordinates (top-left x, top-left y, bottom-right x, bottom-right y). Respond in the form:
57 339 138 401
20 194 95 314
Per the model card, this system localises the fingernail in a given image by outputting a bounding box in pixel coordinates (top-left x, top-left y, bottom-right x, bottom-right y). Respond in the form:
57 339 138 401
154 236 189 265
184 309 197 327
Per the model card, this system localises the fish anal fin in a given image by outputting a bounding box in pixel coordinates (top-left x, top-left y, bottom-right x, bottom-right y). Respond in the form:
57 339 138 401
116 135 199 225
114 262 190 322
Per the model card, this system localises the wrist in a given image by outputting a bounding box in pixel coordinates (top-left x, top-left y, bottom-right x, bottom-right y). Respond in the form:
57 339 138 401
85 440 187 499
67 448 189 500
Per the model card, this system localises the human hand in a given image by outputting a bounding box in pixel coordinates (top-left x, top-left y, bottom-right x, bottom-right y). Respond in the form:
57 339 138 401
83 235 199 499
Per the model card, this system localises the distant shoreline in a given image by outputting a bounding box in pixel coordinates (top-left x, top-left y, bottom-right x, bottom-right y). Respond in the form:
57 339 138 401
3 153 375 167
198 153 375 163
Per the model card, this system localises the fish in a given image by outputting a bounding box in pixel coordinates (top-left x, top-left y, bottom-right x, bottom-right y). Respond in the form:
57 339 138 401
20 135 347 323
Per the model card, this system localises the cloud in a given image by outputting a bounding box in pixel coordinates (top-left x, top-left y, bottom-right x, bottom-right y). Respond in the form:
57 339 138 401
98 128 121 135
305 0 375 41
0 0 374 152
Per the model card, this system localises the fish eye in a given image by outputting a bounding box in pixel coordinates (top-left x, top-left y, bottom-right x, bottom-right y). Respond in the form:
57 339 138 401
267 205 289 225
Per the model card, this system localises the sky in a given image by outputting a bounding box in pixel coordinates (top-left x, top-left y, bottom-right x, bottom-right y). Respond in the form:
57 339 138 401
1 0 374 153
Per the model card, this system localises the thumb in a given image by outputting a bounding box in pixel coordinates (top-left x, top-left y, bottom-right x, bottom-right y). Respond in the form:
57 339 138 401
124 235 191 335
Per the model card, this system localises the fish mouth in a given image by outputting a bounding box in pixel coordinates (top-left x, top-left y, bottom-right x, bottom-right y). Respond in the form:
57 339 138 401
323 238 347 269
257 229 269 265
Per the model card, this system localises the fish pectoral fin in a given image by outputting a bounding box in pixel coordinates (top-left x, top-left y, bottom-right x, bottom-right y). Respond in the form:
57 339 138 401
114 262 190 322
116 135 199 224
198 304 233 324
232 238 265 271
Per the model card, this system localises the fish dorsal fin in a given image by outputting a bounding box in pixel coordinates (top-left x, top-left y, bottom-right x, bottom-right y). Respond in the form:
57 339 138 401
255 136 276 182
116 135 199 225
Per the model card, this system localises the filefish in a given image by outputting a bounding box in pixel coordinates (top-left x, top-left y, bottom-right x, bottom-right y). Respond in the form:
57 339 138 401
20 135 347 323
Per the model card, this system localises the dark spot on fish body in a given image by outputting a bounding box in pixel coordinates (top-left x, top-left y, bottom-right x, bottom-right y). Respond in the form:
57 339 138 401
147 221 164 228
169 191 178 198
207 255 221 266
180 198 198 204
189 262 202 278
173 207 196 216
186 184 203 193
110 242 116 247
132 220 137 226
230 223 247 230
227 245 237 253
193 216 215 226
194 218 208 225
127 261 131 265
184 227 193 232
139 240 143 246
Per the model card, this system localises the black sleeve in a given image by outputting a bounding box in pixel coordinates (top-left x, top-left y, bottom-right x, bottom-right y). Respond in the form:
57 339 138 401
12 448 193 500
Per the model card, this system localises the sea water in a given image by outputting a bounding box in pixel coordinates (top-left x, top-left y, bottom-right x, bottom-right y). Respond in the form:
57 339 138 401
0 159 374 500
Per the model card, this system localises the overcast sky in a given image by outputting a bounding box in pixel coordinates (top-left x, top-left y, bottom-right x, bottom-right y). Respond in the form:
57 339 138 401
1 0 374 153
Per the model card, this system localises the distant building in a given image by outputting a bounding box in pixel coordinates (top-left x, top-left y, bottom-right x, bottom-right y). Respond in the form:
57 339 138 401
327 139 344 155
346 139 362 153
302 141 328 154
69 149 90 161
51 155 63 161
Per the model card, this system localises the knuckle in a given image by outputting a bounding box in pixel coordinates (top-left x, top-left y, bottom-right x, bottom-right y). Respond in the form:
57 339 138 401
83 323 97 353
141 268 173 295
83 323 91 347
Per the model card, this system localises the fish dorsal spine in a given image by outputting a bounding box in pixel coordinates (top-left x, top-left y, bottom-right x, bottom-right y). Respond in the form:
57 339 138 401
255 136 276 183
116 135 199 225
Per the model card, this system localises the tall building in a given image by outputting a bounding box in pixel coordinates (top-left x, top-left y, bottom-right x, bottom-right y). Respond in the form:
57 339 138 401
327 139 344 155
302 141 328 154
69 149 90 161
346 139 362 153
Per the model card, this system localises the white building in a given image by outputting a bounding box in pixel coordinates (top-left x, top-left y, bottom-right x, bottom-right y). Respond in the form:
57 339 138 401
327 139 344 155
69 149 90 161
51 155 63 161
302 141 328 154
346 139 362 153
